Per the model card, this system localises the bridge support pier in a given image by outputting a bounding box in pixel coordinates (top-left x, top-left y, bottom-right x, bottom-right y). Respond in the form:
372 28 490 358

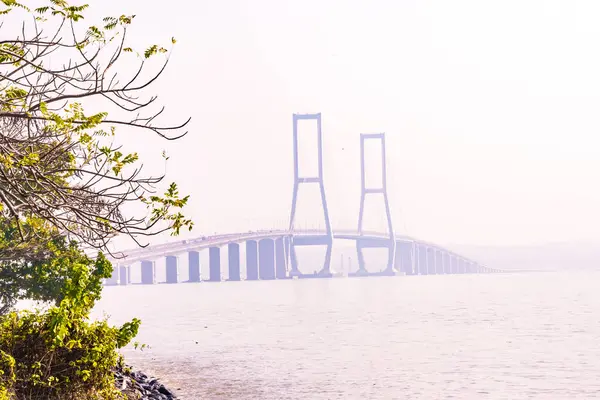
259 239 276 280
246 240 259 280
289 244 299 277
354 239 396 276
275 238 287 279
442 253 449 274
119 265 129 285
188 251 201 282
228 243 241 281
409 243 416 275
458 258 465 274
141 260 156 284
354 242 368 276
106 265 119 285
209 247 221 282
394 242 414 275
166 256 179 284
426 247 435 275
418 245 428 275
394 243 402 273
435 250 443 274
413 245 421 275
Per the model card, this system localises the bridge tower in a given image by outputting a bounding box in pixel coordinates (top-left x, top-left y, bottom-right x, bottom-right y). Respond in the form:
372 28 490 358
355 133 396 275
288 113 333 277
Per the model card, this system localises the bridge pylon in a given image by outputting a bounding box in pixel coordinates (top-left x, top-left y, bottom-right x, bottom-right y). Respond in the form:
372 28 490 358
288 113 333 277
355 133 396 275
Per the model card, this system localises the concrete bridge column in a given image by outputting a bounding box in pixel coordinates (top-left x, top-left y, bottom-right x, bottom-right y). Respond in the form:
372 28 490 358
259 239 276 280
284 237 291 267
141 260 156 284
458 258 465 274
105 265 119 285
228 243 241 281
410 242 416 275
418 245 428 275
246 240 259 280
355 243 368 276
119 265 129 286
452 257 458 274
441 253 448 274
435 250 443 274
426 247 435 275
209 247 221 282
395 242 414 275
414 244 421 275
288 238 300 277
275 237 287 279
166 255 179 284
188 251 201 282
394 244 402 272
413 245 420 274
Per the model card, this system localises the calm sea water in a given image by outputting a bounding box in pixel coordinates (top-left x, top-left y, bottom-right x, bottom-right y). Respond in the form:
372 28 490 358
93 271 600 399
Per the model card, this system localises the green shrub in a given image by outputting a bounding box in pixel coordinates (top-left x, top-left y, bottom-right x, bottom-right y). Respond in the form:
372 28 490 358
0 310 139 399
0 243 140 399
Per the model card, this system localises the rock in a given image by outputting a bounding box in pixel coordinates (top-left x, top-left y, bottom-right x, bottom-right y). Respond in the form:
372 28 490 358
114 364 177 399
158 385 173 396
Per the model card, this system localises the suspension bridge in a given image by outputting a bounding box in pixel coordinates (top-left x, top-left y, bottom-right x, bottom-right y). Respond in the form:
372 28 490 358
105 113 500 285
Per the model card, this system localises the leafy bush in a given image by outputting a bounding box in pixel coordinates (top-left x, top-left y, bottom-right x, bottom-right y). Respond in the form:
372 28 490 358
0 242 140 399
0 311 139 399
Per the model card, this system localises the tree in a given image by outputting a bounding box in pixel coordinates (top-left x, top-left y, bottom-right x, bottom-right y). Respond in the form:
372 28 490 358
0 3 189 397
0 0 193 310
0 0 193 258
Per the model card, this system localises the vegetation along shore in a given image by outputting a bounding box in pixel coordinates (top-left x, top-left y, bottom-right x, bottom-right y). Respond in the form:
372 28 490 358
0 0 192 398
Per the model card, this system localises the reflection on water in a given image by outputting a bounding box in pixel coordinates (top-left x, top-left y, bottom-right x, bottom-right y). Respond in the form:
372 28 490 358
93 271 600 399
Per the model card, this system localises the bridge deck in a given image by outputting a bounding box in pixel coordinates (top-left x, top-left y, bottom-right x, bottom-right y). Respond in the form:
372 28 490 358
106 229 482 267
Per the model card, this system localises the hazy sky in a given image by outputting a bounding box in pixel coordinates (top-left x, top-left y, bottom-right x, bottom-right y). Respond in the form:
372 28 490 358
79 1 600 248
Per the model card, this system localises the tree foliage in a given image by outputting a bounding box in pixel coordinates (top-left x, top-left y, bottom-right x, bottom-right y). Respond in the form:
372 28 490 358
0 240 140 399
0 1 190 398
0 0 193 260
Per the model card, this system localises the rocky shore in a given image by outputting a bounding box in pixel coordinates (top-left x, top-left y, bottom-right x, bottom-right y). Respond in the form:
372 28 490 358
115 364 178 399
